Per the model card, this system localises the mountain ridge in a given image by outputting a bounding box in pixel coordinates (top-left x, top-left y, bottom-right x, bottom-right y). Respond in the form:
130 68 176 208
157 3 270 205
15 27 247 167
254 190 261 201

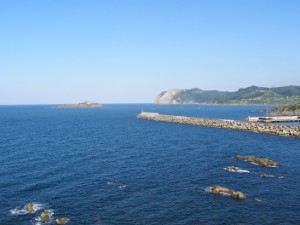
155 85 300 105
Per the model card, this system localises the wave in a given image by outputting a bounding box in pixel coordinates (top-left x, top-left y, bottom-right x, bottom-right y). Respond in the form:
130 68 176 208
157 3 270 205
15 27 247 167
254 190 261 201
260 174 284 179
107 181 127 190
254 198 263 202
118 185 127 189
250 162 278 168
106 181 116 186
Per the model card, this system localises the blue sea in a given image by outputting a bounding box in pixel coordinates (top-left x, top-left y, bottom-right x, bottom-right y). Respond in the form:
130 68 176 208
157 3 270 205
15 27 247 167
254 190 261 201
1 104 299 225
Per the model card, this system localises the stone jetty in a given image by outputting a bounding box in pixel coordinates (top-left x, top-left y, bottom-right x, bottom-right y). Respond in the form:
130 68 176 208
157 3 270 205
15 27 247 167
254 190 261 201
136 112 300 137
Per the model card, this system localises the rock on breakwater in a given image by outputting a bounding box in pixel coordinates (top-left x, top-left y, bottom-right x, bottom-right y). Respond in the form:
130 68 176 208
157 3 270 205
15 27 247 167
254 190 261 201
136 112 300 137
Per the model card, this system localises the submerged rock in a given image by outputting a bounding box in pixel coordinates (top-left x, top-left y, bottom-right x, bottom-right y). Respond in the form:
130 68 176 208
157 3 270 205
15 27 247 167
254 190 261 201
224 166 249 173
234 155 279 167
209 186 247 200
56 217 70 224
25 203 34 213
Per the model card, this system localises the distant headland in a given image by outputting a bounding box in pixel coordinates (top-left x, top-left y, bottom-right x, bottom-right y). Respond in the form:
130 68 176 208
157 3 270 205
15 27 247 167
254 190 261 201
268 103 300 116
54 101 102 108
155 85 300 105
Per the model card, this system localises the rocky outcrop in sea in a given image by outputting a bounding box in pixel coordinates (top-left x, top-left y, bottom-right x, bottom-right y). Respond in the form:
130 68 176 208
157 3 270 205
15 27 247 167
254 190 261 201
54 101 102 108
234 155 279 167
208 186 247 200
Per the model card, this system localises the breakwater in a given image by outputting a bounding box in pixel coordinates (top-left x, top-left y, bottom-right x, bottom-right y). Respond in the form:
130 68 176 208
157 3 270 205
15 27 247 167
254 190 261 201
136 112 300 138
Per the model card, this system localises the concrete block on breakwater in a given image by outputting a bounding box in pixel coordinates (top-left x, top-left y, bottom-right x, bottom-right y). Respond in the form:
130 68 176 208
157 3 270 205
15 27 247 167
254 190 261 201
136 112 300 138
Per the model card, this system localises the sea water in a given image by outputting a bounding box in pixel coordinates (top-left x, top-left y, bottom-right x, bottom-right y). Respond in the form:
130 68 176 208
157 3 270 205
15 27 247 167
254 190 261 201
0 104 299 224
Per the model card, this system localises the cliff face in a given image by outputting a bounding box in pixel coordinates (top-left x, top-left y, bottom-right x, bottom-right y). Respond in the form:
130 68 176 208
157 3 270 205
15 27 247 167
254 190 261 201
155 86 300 105
155 89 182 104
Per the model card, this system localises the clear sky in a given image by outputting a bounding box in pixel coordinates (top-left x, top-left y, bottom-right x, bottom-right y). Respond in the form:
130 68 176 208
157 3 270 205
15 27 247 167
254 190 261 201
0 0 299 104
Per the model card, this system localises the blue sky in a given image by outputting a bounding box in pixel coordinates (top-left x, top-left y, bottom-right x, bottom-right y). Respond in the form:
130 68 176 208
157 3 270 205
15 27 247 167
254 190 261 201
0 0 299 104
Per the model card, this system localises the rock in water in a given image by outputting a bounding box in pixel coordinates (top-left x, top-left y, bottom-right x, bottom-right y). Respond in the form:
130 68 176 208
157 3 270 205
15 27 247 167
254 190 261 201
40 211 51 223
224 166 249 173
234 155 279 167
56 217 70 224
225 166 239 172
210 186 247 200
25 203 34 213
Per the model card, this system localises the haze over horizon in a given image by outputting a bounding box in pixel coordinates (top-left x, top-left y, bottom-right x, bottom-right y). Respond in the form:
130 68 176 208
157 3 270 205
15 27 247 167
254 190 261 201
1 0 299 104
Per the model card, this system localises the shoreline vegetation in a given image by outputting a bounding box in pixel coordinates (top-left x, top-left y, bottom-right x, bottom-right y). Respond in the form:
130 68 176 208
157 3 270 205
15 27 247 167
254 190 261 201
268 103 300 116
136 112 300 137
54 101 102 108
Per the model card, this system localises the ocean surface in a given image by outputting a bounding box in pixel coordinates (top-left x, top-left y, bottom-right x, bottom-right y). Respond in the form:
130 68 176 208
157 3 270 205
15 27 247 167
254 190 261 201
0 104 299 225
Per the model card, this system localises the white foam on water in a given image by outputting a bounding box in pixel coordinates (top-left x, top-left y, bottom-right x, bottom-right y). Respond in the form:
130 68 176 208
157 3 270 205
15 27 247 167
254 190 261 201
237 169 250 173
224 167 249 173
254 198 262 202
260 174 284 179
249 162 278 168
260 174 275 178
106 181 115 186
32 203 45 212
33 222 43 225
118 185 127 189
10 202 45 215
10 208 28 215
107 181 127 190
267 165 278 168
204 187 212 193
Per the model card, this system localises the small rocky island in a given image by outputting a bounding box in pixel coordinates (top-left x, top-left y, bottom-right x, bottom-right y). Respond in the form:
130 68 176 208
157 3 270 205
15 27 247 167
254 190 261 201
234 155 279 167
209 186 247 200
54 101 102 108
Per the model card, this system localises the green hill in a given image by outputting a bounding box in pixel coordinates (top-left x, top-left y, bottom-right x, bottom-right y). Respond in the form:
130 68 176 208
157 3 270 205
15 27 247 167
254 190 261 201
174 88 228 103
